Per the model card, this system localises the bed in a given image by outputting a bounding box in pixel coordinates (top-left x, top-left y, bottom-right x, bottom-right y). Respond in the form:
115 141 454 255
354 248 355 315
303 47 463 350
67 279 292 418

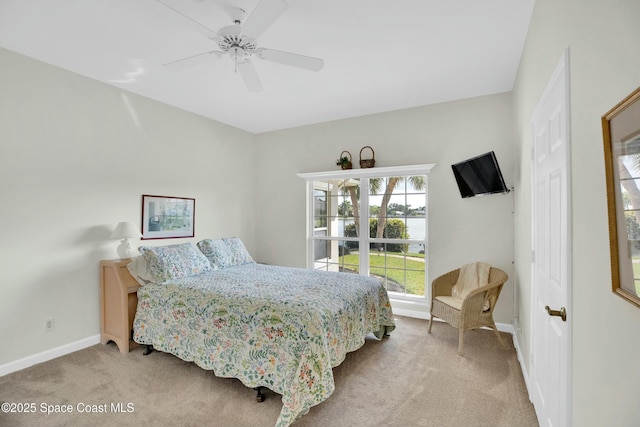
127 239 395 427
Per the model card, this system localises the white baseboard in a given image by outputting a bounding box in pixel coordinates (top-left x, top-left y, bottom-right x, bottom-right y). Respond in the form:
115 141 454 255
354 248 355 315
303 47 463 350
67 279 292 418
512 329 533 399
392 307 430 320
495 322 514 334
389 298 430 320
0 335 101 377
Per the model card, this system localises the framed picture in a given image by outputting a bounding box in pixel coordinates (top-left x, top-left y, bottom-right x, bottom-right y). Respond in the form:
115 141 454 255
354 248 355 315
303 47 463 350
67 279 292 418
602 87 640 307
141 195 195 240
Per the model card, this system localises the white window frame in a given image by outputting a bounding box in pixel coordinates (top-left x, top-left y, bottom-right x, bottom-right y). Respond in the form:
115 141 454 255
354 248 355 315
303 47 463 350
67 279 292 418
298 164 436 301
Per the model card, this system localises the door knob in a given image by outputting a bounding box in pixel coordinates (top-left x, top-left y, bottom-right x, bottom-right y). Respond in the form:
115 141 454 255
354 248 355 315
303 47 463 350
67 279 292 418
545 306 566 322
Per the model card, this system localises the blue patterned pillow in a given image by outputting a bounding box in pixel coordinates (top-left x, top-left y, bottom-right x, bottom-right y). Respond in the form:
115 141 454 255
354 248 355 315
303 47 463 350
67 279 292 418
197 238 254 269
223 237 254 266
196 238 230 270
138 242 212 283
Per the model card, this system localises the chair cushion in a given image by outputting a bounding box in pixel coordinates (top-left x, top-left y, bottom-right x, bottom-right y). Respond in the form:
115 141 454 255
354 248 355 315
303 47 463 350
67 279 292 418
435 295 491 312
435 295 464 311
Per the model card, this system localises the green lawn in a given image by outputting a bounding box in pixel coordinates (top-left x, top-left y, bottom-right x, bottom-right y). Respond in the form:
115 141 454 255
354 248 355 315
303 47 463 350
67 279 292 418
406 252 425 259
631 259 640 295
340 253 425 295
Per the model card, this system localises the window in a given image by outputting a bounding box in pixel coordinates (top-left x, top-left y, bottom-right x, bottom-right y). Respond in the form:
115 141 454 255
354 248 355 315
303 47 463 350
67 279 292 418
313 188 329 260
311 178 361 272
298 164 435 300
367 176 427 296
313 189 328 229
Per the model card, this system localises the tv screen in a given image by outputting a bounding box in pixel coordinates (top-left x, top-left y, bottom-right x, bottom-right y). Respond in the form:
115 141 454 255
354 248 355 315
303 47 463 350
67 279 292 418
451 151 509 198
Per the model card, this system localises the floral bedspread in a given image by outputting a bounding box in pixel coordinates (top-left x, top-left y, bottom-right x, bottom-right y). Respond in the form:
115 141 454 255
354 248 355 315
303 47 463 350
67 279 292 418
133 263 395 426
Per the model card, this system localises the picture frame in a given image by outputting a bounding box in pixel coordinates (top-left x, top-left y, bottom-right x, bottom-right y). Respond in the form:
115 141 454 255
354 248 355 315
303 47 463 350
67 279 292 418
602 87 640 308
141 195 195 240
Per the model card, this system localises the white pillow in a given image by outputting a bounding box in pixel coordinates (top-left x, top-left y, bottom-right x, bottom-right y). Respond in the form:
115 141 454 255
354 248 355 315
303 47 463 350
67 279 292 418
126 255 155 286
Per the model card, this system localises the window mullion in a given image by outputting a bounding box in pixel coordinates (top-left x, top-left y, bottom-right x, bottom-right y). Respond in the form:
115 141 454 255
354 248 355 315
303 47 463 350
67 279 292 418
307 181 315 268
360 178 370 276
424 176 429 300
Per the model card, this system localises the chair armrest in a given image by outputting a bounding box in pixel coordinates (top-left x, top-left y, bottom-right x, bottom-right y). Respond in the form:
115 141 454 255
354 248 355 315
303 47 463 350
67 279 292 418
459 281 504 322
431 269 460 299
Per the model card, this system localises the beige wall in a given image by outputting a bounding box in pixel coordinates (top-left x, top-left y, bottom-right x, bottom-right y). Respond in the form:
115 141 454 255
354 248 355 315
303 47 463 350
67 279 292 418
513 0 640 425
0 48 257 366
254 93 516 322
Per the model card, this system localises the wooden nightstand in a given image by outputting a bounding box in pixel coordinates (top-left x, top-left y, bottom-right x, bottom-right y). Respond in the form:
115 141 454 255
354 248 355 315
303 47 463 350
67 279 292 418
100 259 140 353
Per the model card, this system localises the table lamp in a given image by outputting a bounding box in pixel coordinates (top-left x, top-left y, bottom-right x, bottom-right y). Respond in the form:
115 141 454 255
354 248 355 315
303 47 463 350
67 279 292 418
110 221 142 259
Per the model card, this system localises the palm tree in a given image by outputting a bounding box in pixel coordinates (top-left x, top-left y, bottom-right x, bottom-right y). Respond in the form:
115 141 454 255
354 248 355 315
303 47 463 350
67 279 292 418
339 179 362 237
373 176 426 240
338 199 352 217
340 176 425 241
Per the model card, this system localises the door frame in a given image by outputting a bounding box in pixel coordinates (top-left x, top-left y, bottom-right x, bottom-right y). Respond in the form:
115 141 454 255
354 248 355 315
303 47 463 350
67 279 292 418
530 48 573 426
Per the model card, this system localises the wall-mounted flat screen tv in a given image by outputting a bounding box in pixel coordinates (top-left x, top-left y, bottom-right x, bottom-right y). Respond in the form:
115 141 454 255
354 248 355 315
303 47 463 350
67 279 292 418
451 151 509 198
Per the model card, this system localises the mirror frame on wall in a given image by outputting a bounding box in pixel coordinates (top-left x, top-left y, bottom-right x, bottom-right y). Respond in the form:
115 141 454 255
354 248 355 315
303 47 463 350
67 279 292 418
602 86 640 308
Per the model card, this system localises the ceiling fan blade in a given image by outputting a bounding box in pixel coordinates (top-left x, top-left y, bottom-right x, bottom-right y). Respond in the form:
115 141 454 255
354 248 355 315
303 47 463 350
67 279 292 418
164 50 223 70
256 48 324 71
204 0 240 18
153 0 218 38
241 0 288 39
237 60 263 92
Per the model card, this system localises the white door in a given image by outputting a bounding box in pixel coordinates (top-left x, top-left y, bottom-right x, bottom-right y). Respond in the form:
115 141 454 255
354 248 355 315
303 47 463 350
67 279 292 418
531 50 572 427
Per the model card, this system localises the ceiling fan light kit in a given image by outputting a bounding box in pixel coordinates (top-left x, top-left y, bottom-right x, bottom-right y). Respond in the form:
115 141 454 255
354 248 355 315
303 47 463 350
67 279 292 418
216 25 257 55
158 0 324 92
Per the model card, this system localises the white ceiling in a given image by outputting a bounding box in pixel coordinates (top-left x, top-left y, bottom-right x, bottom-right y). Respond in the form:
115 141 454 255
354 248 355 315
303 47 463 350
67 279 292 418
0 0 534 134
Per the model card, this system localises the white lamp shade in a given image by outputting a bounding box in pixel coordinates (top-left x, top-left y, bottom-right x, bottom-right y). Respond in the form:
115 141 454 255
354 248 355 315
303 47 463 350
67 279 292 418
110 222 142 239
110 222 142 259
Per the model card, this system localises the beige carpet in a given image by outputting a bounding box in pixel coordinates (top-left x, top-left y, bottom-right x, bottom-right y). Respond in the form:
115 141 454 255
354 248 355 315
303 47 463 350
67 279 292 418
0 316 538 427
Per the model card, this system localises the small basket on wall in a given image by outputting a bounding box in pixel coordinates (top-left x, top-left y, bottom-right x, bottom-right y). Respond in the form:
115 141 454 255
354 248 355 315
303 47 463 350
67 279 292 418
336 150 353 170
359 146 376 168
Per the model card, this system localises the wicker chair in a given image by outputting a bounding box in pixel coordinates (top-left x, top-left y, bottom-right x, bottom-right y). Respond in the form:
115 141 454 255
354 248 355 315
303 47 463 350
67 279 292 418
427 266 508 356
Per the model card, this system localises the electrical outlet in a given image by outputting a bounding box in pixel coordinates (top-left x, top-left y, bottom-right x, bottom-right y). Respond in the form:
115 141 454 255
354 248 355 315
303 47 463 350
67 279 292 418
44 317 54 332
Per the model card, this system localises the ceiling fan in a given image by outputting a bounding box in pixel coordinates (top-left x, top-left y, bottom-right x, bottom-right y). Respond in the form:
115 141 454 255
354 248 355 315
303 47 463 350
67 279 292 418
156 0 324 92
